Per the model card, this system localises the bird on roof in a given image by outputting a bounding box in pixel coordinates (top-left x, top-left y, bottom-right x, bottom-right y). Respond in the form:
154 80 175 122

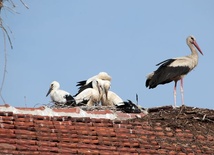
76 72 111 89
96 79 111 106
146 35 203 107
74 79 102 106
46 81 76 106
101 90 141 113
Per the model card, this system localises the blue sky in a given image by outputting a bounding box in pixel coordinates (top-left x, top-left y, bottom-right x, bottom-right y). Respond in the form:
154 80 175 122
1 1 214 109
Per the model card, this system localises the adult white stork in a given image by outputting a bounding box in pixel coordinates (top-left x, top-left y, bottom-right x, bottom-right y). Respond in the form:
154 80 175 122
46 81 76 106
146 35 203 107
101 90 141 113
74 79 102 106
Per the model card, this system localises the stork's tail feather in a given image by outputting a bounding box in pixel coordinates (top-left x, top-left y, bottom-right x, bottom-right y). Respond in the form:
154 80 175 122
116 100 141 113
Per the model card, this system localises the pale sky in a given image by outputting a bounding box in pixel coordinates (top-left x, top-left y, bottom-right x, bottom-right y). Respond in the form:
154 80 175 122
1 1 214 109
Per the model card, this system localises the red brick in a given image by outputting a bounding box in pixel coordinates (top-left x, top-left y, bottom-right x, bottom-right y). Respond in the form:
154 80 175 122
14 129 36 135
175 129 182 132
0 138 16 144
117 147 132 152
0 123 14 129
148 135 156 140
59 148 78 154
53 107 81 113
158 149 168 154
166 132 174 137
37 146 58 152
177 153 186 155
196 135 206 140
154 126 163 131
0 133 16 138
155 132 165 136
16 144 37 151
77 148 92 154
57 142 77 148
37 141 57 147
116 133 129 138
0 143 16 150
15 151 40 155
91 139 99 144
34 119 53 126
169 151 177 155
14 121 33 127
15 139 36 145
16 106 45 111
0 128 14 134
0 116 14 121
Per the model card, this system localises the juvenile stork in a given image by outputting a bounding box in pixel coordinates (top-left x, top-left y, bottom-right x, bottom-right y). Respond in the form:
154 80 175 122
76 72 112 89
46 81 76 106
146 35 203 107
74 79 102 106
101 90 141 113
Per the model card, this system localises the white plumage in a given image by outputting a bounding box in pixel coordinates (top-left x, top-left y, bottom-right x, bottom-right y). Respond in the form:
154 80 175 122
74 79 102 106
101 90 124 106
146 35 203 107
46 81 75 105
76 72 112 88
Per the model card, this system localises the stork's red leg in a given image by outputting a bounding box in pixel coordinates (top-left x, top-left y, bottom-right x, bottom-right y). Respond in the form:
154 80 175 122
180 78 184 105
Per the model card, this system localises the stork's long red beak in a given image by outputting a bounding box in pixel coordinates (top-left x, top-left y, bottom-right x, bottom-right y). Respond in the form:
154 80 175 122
193 41 203 55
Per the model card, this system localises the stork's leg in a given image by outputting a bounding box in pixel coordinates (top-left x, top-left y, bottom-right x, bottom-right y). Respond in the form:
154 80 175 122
173 81 177 107
180 78 184 105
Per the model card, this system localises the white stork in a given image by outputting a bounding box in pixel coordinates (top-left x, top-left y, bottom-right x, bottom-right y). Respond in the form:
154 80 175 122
146 35 203 107
101 90 123 106
76 72 112 88
101 90 141 113
46 81 76 106
74 79 102 106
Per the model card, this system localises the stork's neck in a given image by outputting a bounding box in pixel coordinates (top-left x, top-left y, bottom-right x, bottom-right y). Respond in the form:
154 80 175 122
188 43 199 58
187 42 199 69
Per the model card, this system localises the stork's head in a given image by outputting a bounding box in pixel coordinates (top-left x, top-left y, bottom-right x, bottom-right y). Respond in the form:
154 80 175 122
103 81 111 100
96 79 111 100
46 81 60 97
97 72 112 81
187 35 203 55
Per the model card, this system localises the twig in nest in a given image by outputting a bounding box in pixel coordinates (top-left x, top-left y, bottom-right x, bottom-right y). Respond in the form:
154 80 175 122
202 114 206 120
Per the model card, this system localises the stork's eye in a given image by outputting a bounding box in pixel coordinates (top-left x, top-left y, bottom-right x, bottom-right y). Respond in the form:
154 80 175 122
191 37 194 41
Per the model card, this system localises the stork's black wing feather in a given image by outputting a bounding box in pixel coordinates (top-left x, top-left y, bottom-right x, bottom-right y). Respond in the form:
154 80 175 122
116 100 141 113
74 81 93 97
76 80 87 87
147 58 190 88
156 59 176 67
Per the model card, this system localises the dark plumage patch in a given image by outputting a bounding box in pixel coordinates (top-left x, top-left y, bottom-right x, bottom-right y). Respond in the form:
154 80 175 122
74 81 93 97
77 99 89 106
76 80 87 87
146 59 191 89
116 100 141 113
64 95 76 106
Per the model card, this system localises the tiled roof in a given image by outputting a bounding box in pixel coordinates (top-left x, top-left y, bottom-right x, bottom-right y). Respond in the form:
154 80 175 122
0 104 214 154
